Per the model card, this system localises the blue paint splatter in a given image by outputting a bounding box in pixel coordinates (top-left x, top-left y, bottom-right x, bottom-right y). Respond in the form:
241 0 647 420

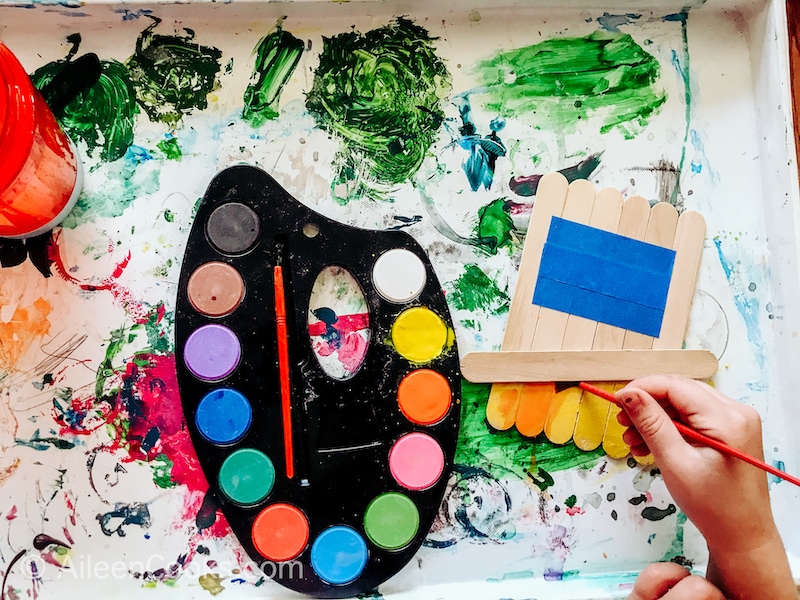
448 95 507 192
689 129 718 183
770 460 786 485
713 238 767 369
125 145 154 165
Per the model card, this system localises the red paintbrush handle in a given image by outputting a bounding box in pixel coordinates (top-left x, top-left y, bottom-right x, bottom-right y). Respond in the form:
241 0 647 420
274 266 294 480
578 382 800 488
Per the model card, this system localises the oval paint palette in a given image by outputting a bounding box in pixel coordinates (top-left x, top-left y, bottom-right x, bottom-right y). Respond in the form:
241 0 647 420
175 165 460 597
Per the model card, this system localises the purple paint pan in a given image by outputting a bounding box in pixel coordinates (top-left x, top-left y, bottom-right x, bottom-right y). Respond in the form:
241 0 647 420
183 323 241 382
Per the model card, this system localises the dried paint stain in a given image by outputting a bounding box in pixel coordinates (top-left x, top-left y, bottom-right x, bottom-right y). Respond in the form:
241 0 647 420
127 16 222 126
243 20 304 126
306 18 452 202
31 44 140 162
472 31 666 138
448 264 510 315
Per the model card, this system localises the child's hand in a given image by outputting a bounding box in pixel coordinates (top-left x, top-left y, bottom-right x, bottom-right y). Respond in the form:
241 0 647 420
616 375 796 600
628 563 724 599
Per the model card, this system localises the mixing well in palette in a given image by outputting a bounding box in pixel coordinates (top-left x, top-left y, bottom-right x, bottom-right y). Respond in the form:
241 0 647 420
174 165 461 597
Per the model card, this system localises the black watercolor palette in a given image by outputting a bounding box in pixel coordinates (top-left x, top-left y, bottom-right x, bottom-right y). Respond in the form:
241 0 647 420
174 165 461 597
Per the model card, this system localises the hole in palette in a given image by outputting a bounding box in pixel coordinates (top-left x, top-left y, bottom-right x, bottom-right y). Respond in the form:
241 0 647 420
175 165 461 598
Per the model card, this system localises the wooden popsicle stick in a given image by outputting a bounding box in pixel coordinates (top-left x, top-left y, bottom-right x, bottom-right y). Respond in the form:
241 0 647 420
548 187 623 445
485 172 569 431
571 187 624 450
623 202 679 349
594 196 650 458
461 349 718 382
515 383 556 437
591 196 651 350
532 179 597 352
503 172 570 350
617 201 678 463
653 210 706 349
537 179 597 444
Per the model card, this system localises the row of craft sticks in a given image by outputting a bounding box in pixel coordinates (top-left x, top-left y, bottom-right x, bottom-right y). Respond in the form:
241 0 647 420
482 172 707 457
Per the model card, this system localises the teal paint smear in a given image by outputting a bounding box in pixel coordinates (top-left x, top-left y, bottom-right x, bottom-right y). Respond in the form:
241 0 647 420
476 198 515 255
60 146 161 227
30 36 139 162
243 20 304 127
660 512 689 563
472 31 666 139
306 18 452 203
666 11 690 205
127 16 222 127
450 96 507 191
712 238 767 369
456 381 604 485
448 264 510 315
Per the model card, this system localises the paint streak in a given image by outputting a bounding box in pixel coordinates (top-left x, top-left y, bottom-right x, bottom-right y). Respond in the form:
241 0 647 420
473 31 666 138
448 264 510 315
713 238 767 369
509 152 604 197
243 20 304 126
543 524 574 580
306 18 452 202
449 96 507 191
476 199 516 255
31 36 139 162
127 16 223 126
642 503 677 521
425 464 515 548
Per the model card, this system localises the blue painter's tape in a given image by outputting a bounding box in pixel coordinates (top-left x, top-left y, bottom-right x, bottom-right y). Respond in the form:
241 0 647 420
538 244 671 309
532 217 676 337
534 278 666 337
310 526 368 585
195 388 253 445
546 217 676 273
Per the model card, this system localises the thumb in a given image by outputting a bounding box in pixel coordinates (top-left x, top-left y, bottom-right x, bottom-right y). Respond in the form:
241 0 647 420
617 387 688 465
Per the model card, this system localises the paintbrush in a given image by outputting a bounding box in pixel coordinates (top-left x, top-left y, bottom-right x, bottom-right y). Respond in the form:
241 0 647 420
578 382 800 488
274 239 294 480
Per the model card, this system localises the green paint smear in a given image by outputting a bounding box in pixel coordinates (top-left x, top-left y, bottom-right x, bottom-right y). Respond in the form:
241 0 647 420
564 494 577 508
473 31 666 138
456 381 603 484
476 198 515 255
127 17 222 127
306 17 452 203
31 59 139 162
243 20 304 127
448 263 510 315
149 453 177 489
157 137 182 160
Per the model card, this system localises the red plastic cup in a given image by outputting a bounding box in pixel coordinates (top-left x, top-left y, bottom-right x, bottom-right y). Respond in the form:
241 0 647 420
0 42 83 239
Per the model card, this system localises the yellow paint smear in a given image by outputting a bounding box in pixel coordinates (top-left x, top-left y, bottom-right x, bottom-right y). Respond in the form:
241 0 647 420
573 382 614 451
486 383 521 430
544 386 581 445
390 306 452 364
602 404 631 459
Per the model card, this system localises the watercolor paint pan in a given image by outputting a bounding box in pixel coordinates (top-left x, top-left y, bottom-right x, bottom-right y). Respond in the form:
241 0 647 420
174 165 461 598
